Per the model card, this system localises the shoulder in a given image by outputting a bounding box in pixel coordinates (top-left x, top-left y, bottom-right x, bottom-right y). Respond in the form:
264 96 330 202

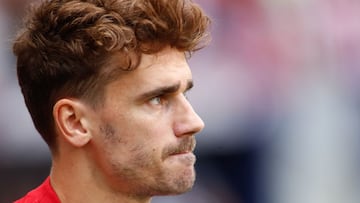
14 177 60 203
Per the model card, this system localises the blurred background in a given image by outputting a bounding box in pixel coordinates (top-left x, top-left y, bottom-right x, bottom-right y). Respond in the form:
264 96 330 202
1 0 360 202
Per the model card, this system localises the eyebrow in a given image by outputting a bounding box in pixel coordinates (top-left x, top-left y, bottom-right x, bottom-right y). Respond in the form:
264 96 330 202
137 79 194 101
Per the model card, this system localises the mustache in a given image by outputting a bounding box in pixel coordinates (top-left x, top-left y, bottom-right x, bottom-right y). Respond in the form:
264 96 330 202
162 137 196 158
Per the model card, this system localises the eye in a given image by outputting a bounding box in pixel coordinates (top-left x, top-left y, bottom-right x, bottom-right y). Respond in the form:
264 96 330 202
149 96 163 106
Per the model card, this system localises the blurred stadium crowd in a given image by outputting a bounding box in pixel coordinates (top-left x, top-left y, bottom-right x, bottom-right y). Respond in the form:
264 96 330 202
1 0 360 202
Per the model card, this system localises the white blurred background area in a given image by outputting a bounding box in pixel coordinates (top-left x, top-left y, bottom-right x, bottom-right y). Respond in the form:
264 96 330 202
2 0 360 202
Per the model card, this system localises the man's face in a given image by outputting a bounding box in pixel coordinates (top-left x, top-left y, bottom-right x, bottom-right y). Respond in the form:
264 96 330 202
87 47 205 197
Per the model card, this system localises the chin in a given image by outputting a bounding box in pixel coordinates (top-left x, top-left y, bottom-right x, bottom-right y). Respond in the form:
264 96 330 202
170 168 196 194
154 161 196 195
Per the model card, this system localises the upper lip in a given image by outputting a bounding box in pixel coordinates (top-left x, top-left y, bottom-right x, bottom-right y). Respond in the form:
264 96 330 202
166 138 196 157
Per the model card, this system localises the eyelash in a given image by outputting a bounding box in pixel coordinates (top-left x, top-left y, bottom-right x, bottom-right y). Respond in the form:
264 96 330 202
148 91 190 107
149 96 164 106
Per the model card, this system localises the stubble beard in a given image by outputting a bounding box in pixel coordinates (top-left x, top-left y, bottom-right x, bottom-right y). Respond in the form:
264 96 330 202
100 123 197 196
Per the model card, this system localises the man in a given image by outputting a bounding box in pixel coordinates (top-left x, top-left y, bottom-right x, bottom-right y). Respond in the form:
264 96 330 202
13 0 211 202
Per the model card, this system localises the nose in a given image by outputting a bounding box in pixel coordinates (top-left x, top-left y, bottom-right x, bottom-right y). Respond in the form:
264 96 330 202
173 95 205 137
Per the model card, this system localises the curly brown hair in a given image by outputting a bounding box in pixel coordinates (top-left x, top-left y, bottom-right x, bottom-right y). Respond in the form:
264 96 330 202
13 0 211 149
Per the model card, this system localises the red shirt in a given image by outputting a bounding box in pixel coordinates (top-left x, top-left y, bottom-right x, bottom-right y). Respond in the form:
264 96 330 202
14 177 61 203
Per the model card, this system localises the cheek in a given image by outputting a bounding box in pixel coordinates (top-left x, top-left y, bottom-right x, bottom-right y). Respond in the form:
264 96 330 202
128 145 160 168
100 122 164 168
99 106 173 164
105 140 165 184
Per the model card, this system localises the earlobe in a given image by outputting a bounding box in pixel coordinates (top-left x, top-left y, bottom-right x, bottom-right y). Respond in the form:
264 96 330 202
53 99 93 147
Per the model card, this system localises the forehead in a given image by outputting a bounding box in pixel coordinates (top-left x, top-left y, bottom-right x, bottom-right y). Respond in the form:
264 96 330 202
104 48 192 98
139 48 188 70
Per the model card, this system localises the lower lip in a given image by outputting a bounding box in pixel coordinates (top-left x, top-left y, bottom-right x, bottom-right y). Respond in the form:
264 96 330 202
170 152 196 165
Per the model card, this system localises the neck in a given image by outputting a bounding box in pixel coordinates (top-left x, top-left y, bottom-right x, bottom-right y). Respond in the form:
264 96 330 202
49 148 152 203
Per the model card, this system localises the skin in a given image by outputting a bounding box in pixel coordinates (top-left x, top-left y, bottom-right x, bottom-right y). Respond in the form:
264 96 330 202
51 47 205 203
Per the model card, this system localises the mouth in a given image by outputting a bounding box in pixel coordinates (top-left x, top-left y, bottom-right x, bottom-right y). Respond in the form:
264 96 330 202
168 151 196 166
163 138 196 159
169 147 193 155
170 151 193 157
169 144 195 156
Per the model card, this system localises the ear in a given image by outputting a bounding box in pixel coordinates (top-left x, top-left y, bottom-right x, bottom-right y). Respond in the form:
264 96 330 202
53 99 93 147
